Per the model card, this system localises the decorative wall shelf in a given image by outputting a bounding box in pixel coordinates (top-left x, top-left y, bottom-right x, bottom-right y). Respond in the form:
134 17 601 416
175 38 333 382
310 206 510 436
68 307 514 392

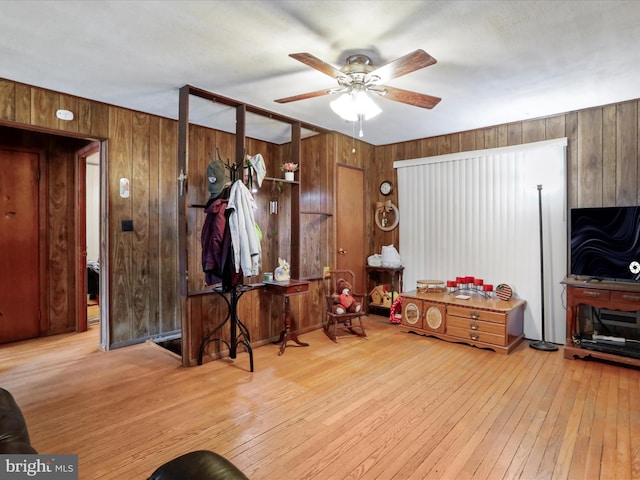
300 211 332 216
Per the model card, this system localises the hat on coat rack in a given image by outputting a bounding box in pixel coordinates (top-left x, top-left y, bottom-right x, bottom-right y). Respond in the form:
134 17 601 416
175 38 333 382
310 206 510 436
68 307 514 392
207 158 227 198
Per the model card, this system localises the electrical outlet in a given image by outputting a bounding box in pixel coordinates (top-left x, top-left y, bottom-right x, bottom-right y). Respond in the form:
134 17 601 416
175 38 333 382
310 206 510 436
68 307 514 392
121 220 134 232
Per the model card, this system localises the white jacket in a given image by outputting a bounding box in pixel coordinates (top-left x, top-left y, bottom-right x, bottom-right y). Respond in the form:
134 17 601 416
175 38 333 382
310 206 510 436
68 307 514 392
227 180 262 276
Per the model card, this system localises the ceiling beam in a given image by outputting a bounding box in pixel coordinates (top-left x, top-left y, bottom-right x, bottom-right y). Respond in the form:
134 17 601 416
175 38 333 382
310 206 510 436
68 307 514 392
184 84 331 136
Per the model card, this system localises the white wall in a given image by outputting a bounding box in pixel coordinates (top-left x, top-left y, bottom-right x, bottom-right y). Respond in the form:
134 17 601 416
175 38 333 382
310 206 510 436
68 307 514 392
86 152 100 262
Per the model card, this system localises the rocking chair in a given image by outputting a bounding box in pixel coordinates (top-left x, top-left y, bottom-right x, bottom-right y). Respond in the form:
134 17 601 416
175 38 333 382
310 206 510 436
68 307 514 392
323 269 367 342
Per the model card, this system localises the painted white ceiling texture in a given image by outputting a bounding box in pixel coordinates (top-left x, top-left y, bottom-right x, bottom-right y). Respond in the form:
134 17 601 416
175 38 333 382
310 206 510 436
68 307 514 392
2 0 640 145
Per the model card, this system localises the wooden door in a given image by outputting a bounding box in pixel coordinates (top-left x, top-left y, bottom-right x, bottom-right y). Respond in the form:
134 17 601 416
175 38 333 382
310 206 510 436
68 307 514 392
336 165 365 293
75 144 98 334
0 147 41 343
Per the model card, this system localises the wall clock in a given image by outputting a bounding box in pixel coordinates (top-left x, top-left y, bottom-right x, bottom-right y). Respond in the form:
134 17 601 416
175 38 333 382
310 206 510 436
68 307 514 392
379 180 393 196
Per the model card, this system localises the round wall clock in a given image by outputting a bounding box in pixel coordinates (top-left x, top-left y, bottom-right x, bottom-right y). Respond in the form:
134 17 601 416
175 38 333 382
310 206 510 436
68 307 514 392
379 180 393 196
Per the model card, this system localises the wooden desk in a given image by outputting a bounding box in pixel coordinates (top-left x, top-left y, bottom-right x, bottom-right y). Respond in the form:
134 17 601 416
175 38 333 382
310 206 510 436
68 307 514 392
263 279 310 355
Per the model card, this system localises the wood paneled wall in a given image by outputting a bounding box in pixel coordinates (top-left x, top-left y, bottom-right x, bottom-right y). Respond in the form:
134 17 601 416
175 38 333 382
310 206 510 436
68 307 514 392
367 100 640 260
184 125 282 293
0 79 182 348
0 78 339 360
3 76 639 364
300 133 333 279
185 131 373 365
106 108 181 345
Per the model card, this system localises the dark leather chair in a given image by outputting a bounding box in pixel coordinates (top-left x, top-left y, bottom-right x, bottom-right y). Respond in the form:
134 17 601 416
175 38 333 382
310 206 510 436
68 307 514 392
147 450 249 480
0 387 37 454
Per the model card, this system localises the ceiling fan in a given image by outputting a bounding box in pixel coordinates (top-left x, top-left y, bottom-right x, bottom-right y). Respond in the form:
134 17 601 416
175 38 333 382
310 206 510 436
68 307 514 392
274 49 441 111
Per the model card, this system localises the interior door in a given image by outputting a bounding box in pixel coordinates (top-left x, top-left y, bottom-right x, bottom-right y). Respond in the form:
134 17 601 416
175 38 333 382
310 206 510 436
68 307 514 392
75 144 98 333
0 147 41 343
336 165 365 293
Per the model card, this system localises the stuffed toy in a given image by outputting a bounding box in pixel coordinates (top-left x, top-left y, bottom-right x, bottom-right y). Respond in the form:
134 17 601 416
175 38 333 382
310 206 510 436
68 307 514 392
274 257 290 282
331 278 363 315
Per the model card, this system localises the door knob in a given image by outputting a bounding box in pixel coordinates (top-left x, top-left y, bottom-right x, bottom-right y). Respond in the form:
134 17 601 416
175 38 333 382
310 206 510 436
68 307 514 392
338 248 347 255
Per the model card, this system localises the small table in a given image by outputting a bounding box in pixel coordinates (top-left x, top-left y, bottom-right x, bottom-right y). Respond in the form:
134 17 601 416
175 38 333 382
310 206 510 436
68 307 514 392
365 266 405 313
263 279 310 355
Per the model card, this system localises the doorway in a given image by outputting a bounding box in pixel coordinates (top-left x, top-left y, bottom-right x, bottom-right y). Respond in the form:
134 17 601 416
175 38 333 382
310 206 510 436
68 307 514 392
0 124 104 345
84 149 101 329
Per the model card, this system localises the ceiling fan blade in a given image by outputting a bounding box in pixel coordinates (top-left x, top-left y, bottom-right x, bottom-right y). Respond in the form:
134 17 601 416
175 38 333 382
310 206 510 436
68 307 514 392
380 86 441 109
370 49 437 82
274 88 331 104
289 52 344 79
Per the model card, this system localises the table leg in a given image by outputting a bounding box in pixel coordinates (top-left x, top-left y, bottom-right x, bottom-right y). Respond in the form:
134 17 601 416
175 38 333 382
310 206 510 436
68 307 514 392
278 295 310 355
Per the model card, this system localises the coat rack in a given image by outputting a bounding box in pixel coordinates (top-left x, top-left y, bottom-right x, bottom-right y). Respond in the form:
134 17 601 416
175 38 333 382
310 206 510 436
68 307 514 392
177 84 330 367
197 284 256 371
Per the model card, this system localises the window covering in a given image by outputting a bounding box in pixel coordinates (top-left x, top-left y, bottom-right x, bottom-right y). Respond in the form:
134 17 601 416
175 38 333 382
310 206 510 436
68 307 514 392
394 138 567 343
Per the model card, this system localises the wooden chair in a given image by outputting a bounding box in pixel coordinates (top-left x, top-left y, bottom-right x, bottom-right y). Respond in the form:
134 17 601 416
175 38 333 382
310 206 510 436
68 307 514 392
323 269 367 342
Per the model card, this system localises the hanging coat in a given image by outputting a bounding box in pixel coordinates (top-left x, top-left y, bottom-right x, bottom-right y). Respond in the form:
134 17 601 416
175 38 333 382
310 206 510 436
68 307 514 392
201 195 242 287
227 180 262 277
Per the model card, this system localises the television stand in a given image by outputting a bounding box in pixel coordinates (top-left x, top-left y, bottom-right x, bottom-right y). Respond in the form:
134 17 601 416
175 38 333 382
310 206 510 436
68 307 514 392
562 277 640 367
575 334 640 359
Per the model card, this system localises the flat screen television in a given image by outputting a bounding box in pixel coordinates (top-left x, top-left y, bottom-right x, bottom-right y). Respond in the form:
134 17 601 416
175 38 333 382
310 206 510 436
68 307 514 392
570 206 640 282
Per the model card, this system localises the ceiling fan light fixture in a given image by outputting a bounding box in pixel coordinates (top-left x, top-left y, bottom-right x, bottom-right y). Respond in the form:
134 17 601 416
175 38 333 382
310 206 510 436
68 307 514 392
330 90 382 121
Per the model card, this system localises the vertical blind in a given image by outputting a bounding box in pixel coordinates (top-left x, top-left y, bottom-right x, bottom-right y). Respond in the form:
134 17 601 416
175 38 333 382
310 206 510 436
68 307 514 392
394 138 567 343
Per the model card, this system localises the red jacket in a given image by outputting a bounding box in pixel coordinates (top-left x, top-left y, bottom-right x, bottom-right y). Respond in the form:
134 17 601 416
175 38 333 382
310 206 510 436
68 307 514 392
201 198 241 287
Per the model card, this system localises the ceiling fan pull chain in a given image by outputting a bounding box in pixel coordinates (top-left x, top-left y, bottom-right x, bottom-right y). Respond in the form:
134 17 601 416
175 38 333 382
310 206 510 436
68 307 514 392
351 121 356 153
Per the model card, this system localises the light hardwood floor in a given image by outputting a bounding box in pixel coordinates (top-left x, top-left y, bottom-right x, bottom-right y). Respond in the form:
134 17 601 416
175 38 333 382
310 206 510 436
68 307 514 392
1 316 639 480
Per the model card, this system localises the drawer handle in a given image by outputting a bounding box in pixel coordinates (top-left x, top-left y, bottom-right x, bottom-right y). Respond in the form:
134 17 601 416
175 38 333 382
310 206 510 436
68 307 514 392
295 286 302 292
470 312 480 320
623 294 640 302
470 322 479 330
469 333 479 341
583 291 600 298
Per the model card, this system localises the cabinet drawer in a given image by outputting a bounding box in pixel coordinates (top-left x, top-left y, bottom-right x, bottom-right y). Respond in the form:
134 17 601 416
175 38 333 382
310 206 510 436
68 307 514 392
447 306 507 325
446 325 506 346
573 288 610 302
611 291 640 305
447 316 505 336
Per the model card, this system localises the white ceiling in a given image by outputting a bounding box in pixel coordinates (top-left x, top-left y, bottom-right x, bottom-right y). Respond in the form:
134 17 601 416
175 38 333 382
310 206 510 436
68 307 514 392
3 0 640 146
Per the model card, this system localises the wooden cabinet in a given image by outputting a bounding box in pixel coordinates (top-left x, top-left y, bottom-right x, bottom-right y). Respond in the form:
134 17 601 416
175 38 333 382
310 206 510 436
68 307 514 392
401 299 423 329
401 298 446 333
400 291 526 354
447 306 509 347
562 277 640 367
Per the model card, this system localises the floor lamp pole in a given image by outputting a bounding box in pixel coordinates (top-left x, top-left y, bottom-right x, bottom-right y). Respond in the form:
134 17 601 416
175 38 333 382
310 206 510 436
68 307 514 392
530 184 559 351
